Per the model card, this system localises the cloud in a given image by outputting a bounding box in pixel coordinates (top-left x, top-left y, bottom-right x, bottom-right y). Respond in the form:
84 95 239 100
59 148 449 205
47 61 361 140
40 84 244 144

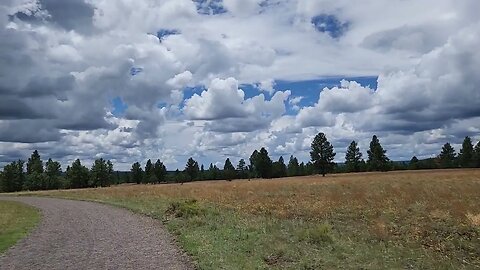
1 0 480 170
184 77 247 120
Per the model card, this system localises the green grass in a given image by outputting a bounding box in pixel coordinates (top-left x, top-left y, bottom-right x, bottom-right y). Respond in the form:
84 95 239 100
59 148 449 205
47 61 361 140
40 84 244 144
0 200 41 253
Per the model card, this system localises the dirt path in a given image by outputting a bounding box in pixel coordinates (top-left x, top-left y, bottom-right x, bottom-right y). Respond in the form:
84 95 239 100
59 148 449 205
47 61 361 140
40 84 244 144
0 197 194 270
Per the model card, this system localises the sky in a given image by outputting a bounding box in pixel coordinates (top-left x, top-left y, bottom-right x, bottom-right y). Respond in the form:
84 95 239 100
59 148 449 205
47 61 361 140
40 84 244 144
1 0 480 170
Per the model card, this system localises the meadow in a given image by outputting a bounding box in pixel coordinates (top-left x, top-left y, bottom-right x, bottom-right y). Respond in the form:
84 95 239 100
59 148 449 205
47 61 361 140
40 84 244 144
26 169 480 269
0 200 40 253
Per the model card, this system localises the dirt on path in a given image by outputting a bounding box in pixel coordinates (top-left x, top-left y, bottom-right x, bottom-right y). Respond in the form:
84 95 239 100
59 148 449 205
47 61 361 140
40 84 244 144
0 197 194 270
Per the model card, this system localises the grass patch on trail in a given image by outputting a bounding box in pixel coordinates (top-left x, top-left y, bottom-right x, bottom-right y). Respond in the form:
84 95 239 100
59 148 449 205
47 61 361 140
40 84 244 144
24 169 480 269
0 200 40 253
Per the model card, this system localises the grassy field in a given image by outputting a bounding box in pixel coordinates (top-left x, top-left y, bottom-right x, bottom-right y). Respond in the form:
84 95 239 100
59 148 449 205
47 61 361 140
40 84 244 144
0 200 41 253
24 169 480 269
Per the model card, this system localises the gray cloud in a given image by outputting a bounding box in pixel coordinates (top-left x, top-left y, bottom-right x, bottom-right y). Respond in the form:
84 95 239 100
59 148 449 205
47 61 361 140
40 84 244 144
13 0 95 34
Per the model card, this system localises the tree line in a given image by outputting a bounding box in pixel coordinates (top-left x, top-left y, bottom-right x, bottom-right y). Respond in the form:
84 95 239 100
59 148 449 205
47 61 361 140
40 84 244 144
1 133 480 192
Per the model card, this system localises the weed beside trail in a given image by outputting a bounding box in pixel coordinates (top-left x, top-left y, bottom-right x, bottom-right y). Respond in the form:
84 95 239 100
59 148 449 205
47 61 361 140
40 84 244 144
28 169 480 269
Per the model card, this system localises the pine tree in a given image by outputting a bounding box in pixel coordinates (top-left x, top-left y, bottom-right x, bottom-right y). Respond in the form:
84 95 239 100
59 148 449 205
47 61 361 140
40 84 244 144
458 136 474 167
272 156 287 178
251 148 273 178
27 150 43 175
310 132 336 176
345 141 363 172
409 156 419 170
367 135 390 171
1 160 25 192
154 159 167 183
90 158 113 187
184 157 199 182
223 158 236 181
66 159 89 189
236 159 248 179
287 155 300 176
45 158 62 190
439 143 456 168
200 164 205 180
144 159 154 183
249 150 260 178
299 162 306 176
131 162 143 184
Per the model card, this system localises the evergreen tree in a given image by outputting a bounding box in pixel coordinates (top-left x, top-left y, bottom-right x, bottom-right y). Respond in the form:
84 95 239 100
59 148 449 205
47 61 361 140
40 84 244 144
310 132 336 176
223 158 236 181
287 155 300 176
409 156 419 170
249 150 260 178
439 143 456 168
474 141 480 167
299 162 306 176
131 162 143 184
27 150 43 175
236 159 248 179
90 158 113 187
66 159 89 189
44 158 62 190
1 160 25 192
278 156 287 177
272 156 287 178
367 135 390 171
184 157 199 182
154 159 167 183
200 164 205 180
144 159 155 183
345 141 363 172
458 136 474 167
207 163 216 180
251 148 273 178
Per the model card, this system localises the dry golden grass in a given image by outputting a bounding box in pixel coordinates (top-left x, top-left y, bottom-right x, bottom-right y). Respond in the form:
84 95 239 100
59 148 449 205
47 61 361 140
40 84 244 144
52 169 480 221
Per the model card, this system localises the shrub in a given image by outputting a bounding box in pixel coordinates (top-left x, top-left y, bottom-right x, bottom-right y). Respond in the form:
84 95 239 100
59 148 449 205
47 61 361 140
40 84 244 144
165 199 204 219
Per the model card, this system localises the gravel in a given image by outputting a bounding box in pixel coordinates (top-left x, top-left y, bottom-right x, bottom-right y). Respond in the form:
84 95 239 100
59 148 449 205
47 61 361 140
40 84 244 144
0 197 194 270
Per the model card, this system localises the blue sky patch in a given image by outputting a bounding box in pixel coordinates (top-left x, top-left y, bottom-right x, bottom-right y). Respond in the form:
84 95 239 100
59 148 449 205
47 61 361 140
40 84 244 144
311 14 350 38
157 29 180 40
193 0 227 15
111 97 128 116
130 67 143 76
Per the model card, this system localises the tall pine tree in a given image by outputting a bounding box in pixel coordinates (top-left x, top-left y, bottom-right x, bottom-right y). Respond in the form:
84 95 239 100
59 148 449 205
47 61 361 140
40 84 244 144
458 136 474 167
131 162 144 184
223 158 236 181
287 155 300 176
144 159 154 183
154 159 167 183
345 141 363 172
27 150 43 175
439 143 456 168
310 132 336 176
367 135 390 171
66 159 89 189
184 157 200 182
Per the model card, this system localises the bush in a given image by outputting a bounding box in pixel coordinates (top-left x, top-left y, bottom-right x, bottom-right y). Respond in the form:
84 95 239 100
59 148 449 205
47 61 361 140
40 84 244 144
165 199 204 219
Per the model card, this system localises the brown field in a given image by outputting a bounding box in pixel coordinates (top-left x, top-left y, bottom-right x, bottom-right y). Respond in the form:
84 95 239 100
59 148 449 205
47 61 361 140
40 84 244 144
53 169 480 221
28 169 480 269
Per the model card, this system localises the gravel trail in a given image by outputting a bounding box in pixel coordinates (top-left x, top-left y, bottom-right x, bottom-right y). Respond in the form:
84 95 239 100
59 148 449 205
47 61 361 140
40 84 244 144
0 197 194 270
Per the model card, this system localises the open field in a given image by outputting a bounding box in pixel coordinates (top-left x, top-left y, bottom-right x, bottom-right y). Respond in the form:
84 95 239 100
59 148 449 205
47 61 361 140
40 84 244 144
0 200 40 253
21 169 480 269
